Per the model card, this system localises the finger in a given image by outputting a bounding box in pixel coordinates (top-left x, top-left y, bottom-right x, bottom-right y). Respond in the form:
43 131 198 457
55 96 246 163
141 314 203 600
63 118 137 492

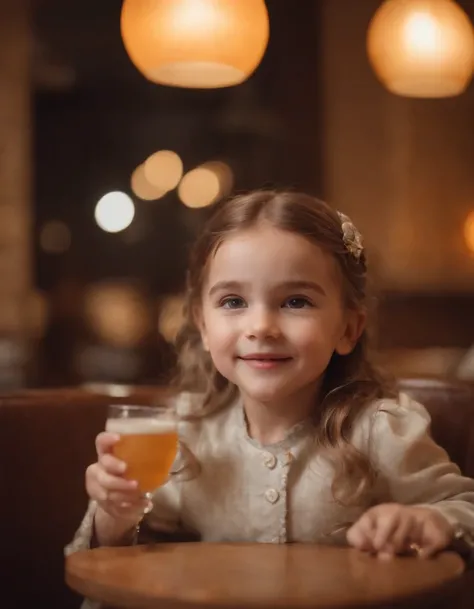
419 517 452 558
100 499 149 520
105 497 149 514
373 512 401 553
347 513 376 552
86 463 137 495
96 469 138 494
387 513 416 555
100 453 127 476
96 432 120 457
88 478 140 504
102 491 144 505
88 464 144 506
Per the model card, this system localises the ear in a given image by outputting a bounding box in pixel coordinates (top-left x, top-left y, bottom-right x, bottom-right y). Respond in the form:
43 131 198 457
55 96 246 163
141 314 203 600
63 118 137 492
335 309 366 356
193 304 210 352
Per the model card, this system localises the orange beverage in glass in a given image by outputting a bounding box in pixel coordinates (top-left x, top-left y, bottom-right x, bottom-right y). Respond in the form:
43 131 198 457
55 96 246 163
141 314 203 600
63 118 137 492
106 405 178 494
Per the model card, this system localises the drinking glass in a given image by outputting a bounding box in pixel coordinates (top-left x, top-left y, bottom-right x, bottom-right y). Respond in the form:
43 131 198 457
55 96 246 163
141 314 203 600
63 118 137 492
106 404 178 512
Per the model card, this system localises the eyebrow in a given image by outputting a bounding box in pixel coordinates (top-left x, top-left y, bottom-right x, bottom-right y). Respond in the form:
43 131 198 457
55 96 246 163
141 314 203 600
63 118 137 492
281 280 327 297
208 281 244 297
208 280 326 297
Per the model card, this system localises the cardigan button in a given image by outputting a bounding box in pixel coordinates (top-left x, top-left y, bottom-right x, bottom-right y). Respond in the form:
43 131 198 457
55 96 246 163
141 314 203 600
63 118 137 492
263 453 277 469
265 488 280 504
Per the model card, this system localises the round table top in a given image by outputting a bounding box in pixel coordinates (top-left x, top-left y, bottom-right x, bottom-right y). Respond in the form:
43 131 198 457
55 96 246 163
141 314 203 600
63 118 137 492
66 543 465 609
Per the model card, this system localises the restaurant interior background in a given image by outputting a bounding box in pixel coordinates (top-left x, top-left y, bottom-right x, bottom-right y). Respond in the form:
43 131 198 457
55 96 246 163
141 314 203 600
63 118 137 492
1 0 474 391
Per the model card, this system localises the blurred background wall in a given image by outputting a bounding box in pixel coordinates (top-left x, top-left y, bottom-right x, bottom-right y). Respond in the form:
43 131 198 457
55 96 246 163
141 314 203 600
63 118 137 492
0 0 473 389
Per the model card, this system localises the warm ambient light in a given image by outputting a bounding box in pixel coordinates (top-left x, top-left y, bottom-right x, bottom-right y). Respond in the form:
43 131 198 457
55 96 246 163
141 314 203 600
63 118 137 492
178 161 233 208
120 0 270 88
464 211 474 254
94 192 135 233
178 166 220 208
144 150 183 192
158 294 185 343
84 282 151 348
201 161 234 198
367 0 474 97
131 165 166 201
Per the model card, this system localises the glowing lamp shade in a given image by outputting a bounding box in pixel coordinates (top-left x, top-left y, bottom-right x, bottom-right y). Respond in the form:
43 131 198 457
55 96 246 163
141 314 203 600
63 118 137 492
367 0 474 98
120 0 270 88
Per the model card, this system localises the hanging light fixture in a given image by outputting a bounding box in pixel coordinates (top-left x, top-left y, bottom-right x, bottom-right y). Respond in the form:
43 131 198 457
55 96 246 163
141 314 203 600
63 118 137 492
120 0 270 89
367 0 474 98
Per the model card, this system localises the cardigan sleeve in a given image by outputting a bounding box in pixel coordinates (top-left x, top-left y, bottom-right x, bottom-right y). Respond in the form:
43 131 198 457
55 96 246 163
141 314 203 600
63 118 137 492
370 393 474 531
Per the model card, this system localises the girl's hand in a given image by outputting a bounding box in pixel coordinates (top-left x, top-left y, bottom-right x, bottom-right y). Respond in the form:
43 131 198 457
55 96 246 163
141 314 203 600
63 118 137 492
85 431 149 523
347 503 454 560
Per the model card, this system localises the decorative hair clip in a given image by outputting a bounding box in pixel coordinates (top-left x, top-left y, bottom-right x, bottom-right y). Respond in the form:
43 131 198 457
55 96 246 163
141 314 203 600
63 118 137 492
337 212 364 261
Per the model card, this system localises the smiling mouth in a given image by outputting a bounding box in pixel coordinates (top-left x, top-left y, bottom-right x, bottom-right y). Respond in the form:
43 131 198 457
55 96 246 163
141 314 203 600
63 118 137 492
237 355 293 368
239 354 292 361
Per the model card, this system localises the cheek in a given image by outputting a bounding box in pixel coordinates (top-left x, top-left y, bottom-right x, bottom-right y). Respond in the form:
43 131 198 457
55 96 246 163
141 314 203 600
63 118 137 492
286 314 343 348
203 312 237 350
204 318 238 377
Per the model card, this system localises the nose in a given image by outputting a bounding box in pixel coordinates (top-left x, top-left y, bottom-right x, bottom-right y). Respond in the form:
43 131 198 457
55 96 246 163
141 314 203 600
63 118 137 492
245 305 281 340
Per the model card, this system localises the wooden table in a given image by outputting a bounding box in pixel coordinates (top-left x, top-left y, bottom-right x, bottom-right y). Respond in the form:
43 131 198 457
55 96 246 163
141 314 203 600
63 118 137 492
66 543 465 609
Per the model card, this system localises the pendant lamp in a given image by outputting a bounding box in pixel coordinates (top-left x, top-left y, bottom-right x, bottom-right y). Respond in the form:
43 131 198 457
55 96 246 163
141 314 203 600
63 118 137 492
367 0 474 97
120 0 270 89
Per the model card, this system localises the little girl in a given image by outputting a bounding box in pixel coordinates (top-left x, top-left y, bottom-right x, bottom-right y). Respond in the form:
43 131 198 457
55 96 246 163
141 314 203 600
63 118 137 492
67 190 474 580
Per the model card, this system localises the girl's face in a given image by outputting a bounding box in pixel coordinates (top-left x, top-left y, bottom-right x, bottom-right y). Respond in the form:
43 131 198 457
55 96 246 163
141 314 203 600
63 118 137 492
198 223 365 409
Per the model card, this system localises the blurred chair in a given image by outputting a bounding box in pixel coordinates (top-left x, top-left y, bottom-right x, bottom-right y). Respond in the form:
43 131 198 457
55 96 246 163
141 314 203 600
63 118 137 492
398 378 474 609
376 347 466 380
456 345 474 382
0 385 169 609
398 378 474 478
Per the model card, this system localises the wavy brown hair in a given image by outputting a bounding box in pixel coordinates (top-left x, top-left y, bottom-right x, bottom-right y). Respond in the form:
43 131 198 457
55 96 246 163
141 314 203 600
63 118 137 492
173 190 393 505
